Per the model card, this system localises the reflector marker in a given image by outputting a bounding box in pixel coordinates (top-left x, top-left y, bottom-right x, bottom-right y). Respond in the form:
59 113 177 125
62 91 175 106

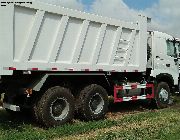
9 67 16 70
31 68 39 71
52 68 58 71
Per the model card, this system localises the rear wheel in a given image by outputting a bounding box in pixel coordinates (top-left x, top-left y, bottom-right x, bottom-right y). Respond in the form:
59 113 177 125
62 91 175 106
76 84 109 121
35 86 75 127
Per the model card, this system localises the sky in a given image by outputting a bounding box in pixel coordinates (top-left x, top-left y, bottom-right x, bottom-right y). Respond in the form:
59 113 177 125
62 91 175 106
123 0 158 10
35 0 180 38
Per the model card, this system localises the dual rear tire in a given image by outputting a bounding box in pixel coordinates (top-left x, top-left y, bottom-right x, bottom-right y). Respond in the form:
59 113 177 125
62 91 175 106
33 84 109 127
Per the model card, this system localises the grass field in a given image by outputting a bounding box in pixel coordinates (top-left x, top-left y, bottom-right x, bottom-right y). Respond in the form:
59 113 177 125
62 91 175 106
0 97 180 140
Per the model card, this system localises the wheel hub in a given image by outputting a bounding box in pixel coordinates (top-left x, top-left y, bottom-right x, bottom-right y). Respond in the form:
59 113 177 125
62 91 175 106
89 93 104 115
52 104 63 116
50 98 69 121
159 88 169 102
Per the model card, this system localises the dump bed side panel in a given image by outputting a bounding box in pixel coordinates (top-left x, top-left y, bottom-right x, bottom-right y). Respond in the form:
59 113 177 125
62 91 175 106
0 1 147 74
0 4 14 75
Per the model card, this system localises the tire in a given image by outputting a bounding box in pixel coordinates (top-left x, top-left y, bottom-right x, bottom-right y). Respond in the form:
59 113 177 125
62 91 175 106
35 86 75 127
153 82 171 109
76 84 109 121
32 95 42 124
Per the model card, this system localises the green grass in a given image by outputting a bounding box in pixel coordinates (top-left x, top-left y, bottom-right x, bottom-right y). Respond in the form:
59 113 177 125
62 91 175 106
0 97 180 140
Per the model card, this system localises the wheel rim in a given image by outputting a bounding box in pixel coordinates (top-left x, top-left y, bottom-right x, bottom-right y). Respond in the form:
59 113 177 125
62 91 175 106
159 88 169 102
89 93 104 115
50 98 69 121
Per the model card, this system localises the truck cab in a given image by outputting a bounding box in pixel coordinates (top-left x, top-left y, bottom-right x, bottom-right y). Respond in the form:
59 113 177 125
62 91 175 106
148 31 179 92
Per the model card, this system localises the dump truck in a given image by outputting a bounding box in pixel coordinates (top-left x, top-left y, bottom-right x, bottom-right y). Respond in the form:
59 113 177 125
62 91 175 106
0 1 179 127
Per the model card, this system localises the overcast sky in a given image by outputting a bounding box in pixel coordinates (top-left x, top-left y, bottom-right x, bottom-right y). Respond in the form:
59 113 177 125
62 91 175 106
35 0 180 38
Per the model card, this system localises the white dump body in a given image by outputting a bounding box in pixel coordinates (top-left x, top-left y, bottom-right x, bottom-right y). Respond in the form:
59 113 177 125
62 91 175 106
0 1 148 75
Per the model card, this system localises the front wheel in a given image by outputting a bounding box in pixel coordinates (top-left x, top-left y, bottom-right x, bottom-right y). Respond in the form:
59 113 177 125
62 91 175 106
153 82 171 109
